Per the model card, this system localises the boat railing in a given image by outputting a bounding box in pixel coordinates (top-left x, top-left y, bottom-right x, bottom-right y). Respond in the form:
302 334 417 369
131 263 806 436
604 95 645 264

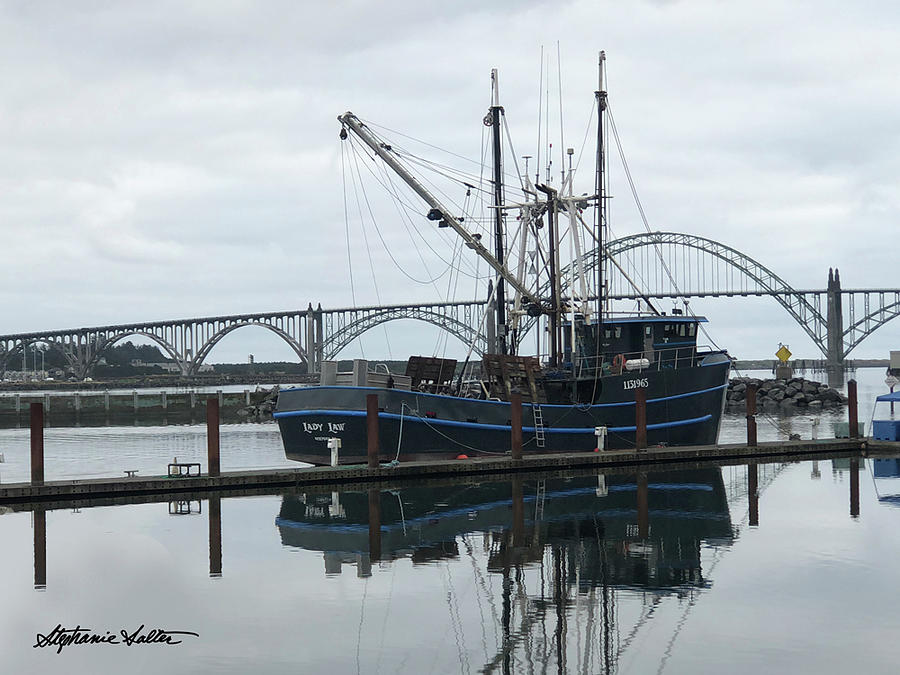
575 344 703 377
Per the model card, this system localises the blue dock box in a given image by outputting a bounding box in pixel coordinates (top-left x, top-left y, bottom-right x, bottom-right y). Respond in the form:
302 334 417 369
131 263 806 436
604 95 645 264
872 392 900 441
873 420 900 441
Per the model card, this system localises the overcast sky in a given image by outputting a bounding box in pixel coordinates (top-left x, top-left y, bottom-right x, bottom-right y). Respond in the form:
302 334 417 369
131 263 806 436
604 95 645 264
2 0 899 364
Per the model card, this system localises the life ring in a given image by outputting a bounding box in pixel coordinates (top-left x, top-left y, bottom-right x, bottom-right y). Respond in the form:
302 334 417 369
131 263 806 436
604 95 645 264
612 354 626 371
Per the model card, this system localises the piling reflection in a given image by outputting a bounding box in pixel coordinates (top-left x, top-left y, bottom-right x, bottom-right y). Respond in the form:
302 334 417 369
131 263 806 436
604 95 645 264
748 463 759 526
33 508 46 590
277 468 734 671
209 496 222 577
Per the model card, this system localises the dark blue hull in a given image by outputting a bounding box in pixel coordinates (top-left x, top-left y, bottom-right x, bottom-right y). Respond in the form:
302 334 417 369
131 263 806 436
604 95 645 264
275 355 730 464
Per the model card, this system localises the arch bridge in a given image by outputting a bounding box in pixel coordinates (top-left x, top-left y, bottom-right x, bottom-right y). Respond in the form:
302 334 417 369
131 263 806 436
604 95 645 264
0 301 488 380
529 231 898 368
1 232 897 378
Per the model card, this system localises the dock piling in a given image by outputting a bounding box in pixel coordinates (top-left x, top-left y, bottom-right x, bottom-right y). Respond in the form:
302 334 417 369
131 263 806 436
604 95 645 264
366 394 379 468
746 382 758 447
510 393 523 460
207 398 220 477
30 402 44 485
848 380 859 438
635 387 647 450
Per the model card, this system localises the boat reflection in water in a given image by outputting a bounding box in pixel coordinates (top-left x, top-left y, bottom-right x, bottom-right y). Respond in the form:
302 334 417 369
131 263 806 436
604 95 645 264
276 467 734 587
277 468 734 672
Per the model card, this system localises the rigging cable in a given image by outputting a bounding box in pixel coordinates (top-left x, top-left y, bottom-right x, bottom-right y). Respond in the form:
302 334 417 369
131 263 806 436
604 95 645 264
346 132 484 278
348 139 393 359
347 135 462 284
340 139 365 358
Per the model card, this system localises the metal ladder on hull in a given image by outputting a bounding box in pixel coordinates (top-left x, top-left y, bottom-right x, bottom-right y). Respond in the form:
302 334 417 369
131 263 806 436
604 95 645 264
532 404 545 448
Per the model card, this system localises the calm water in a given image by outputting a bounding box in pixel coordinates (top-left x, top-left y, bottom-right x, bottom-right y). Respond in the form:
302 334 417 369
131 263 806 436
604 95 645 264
2 457 899 674
1 368 897 673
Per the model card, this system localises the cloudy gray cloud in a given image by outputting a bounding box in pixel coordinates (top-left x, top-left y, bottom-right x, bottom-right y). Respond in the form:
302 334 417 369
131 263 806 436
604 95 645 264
1 0 898 363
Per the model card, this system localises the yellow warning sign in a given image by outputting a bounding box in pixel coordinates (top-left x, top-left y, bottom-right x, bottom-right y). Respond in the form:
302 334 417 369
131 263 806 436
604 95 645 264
775 345 792 363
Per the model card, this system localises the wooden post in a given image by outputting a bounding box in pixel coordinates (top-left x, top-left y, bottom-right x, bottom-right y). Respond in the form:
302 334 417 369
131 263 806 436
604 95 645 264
30 402 44 485
510 393 523 460
366 393 379 468
635 387 647 450
209 496 222 577
748 463 759 526
848 379 859 438
850 458 860 518
368 488 381 561
746 382 758 447
34 509 46 589
207 398 220 477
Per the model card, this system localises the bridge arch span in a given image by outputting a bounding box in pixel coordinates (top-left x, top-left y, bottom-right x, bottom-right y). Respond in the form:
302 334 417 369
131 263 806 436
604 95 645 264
542 232 830 356
322 308 487 360
84 331 186 376
191 322 308 375
843 297 900 357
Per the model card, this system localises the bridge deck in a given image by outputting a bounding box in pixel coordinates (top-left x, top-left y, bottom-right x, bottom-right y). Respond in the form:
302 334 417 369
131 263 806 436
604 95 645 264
2 438 895 507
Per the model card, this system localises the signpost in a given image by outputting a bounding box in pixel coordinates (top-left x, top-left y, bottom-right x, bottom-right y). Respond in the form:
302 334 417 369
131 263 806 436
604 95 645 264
886 375 898 414
775 344 792 379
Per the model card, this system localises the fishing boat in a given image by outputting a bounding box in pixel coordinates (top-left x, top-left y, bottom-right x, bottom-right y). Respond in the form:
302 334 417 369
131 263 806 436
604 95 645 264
275 53 732 465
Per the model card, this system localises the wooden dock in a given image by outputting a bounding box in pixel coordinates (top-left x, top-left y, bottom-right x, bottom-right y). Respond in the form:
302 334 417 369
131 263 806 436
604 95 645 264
3 437 897 507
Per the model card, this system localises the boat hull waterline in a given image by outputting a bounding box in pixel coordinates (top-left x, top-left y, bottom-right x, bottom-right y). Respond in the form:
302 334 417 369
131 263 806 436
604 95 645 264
275 358 730 464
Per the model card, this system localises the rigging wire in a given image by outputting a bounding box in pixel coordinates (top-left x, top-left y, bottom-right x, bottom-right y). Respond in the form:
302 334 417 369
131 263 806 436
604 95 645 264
347 136 454 286
340 140 365 358
349 134 485 280
347 140 393 359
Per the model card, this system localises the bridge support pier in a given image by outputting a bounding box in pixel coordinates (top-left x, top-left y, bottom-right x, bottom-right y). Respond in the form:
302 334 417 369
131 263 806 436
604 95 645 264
309 304 323 374
826 268 844 388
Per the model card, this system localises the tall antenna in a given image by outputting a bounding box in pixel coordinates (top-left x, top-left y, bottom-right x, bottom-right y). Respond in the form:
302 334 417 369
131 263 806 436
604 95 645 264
536 46 543 189
557 42 566 186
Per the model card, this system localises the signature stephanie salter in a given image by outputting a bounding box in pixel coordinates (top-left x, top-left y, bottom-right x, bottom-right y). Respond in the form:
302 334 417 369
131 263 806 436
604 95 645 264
33 624 199 654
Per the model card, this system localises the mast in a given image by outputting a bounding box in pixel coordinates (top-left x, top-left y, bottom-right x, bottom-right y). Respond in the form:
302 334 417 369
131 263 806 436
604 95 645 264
536 183 561 367
594 51 607 326
338 111 532 301
490 69 507 355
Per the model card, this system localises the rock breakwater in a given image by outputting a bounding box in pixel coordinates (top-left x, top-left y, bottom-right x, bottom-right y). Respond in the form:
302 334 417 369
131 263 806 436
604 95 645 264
726 376 846 411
